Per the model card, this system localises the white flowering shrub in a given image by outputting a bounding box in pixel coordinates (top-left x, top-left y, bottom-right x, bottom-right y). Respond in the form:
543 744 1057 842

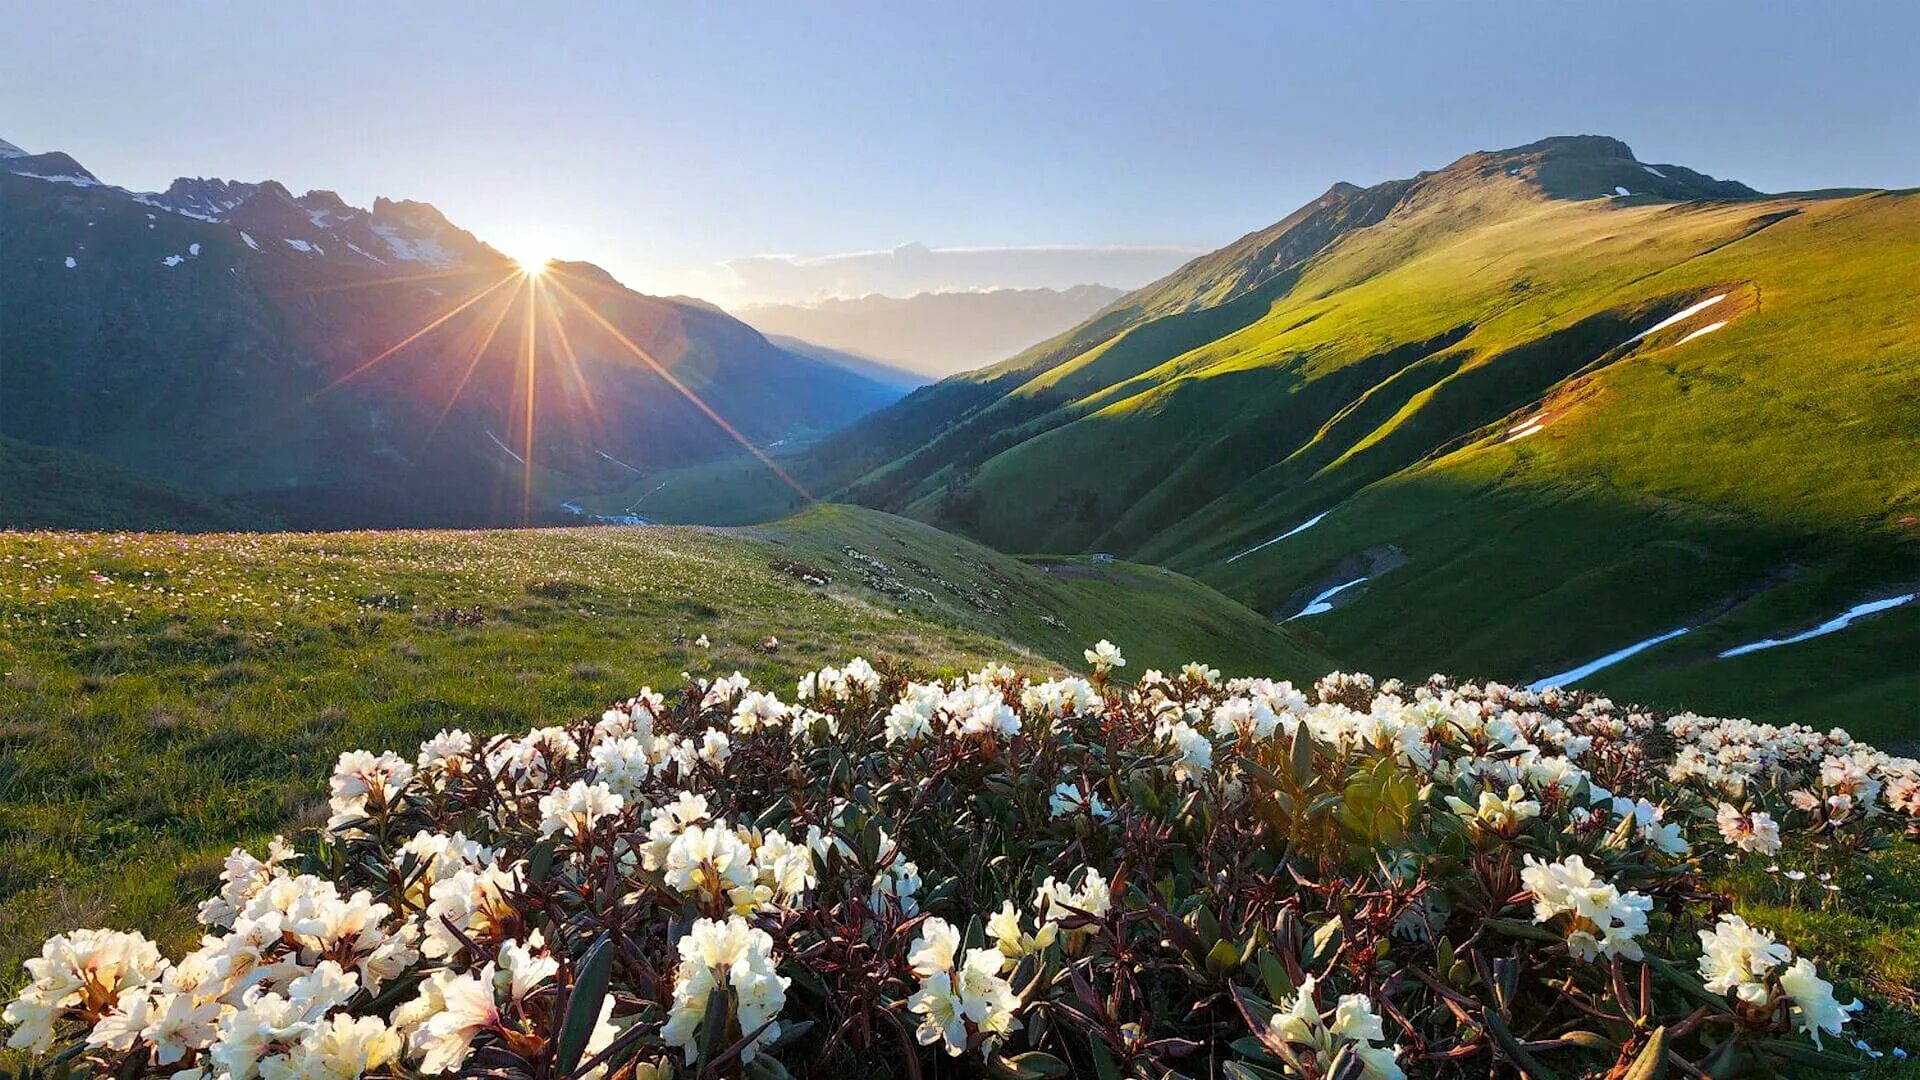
7 649 1917 1078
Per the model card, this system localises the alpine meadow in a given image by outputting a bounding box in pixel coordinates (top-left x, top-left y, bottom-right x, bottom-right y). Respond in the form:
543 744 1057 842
2 5 1917 1079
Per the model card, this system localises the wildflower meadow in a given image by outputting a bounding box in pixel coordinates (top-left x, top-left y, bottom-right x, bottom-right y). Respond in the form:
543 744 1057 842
8 639 1917 1078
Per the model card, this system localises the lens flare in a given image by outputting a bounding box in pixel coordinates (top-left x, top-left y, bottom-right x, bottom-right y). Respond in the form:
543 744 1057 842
302 256 814 526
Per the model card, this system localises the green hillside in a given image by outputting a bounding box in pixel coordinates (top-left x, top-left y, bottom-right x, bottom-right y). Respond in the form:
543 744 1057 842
751 503 1328 676
0 436 276 532
792 136 1920 741
0 506 1323 980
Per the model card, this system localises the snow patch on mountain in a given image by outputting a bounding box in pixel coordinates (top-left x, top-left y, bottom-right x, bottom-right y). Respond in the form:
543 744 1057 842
1623 294 1727 346
12 171 100 187
1287 577 1367 620
371 223 458 268
1226 510 1332 564
1529 627 1691 690
1719 594 1916 658
485 430 526 464
1674 320 1727 346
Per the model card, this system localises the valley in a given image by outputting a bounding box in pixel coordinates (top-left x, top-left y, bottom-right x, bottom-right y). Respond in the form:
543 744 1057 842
742 136 1920 740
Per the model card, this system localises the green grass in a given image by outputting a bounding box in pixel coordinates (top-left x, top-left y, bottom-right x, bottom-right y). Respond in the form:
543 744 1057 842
567 451 810 526
751 503 1329 677
0 505 1323 992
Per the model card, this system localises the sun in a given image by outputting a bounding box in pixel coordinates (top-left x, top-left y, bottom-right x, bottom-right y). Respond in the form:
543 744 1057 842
512 254 552 278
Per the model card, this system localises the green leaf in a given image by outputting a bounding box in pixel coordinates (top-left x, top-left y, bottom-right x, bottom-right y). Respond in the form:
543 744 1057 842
1303 919 1342 969
1483 917 1563 943
1753 1038 1867 1072
1005 1051 1071 1077
1207 938 1243 978
1621 1026 1668 1080
1290 729 1316 784
1089 1036 1123 1080
1258 949 1293 1002
525 839 555 884
744 1055 794 1079
555 933 614 1076
1483 1012 1562 1080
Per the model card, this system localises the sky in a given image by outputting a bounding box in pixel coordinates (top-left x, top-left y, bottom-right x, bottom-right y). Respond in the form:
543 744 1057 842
4 0 1917 306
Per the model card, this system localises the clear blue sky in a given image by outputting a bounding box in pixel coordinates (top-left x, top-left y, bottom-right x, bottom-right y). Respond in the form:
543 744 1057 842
4 0 1916 303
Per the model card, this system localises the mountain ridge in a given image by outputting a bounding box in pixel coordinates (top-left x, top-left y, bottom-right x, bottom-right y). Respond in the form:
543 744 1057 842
0 138 908 528
734 283 1127 378
754 133 1919 735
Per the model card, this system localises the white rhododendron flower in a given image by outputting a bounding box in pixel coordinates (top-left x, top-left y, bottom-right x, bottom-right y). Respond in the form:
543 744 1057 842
1445 784 1541 832
1083 639 1125 672
1695 914 1852 1045
1034 867 1112 928
1267 975 1406 1080
1164 720 1213 782
1697 914 1793 1005
662 917 788 1065
537 779 624 840
905 917 1020 1057
1521 854 1651 961
1715 803 1783 855
1048 780 1112 821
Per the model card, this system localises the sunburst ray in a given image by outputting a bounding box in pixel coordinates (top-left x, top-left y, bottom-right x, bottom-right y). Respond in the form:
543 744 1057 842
546 270 814 505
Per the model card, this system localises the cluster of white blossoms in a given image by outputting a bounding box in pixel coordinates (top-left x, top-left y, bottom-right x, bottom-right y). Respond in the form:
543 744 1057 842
1664 712 1919 817
1697 914 1853 1046
905 917 1021 1056
1266 975 1405 1080
883 677 1023 742
1 872 431 1077
1032 867 1113 932
8 645 1913 1077
796 656 881 703
635 791 818 915
661 917 788 1065
1521 854 1654 962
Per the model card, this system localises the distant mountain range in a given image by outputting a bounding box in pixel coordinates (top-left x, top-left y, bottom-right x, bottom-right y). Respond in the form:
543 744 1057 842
735 284 1125 379
763 135 1920 732
0 138 906 528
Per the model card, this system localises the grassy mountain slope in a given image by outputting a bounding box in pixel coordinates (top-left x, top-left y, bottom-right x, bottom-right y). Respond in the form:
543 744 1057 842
750 503 1328 676
793 137 1919 738
0 505 1324 977
0 436 275 531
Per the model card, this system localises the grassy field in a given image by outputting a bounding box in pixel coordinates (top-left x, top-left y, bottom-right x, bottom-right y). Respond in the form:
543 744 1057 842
0 505 1325 993
566 450 808 526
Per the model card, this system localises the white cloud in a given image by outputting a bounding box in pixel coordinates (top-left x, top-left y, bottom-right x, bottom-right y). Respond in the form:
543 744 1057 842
716 241 1202 305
